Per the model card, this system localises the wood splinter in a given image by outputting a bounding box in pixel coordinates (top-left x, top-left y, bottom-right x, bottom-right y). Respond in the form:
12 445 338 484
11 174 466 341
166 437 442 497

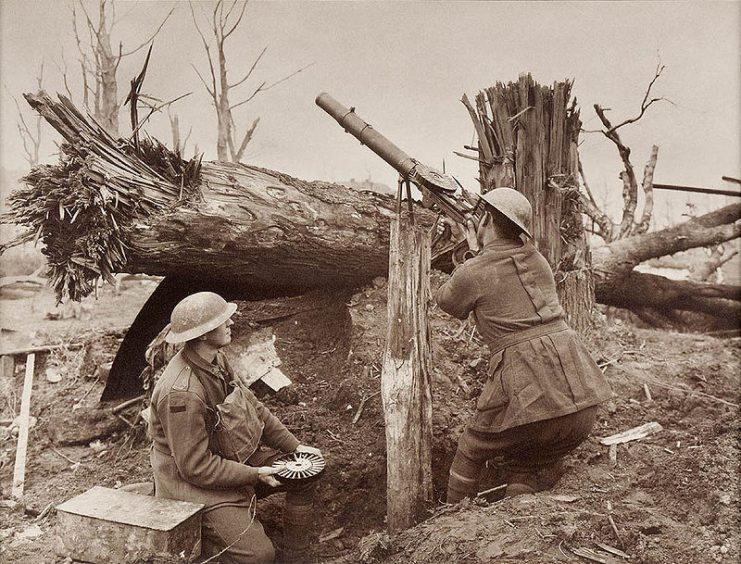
599 421 663 446
608 444 618 467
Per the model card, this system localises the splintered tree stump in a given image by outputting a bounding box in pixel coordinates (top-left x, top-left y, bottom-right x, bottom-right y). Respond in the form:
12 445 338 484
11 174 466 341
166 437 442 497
464 75 594 332
381 218 433 533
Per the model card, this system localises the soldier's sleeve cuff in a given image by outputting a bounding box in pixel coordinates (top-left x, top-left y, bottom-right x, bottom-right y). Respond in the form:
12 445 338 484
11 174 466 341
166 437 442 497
462 249 479 261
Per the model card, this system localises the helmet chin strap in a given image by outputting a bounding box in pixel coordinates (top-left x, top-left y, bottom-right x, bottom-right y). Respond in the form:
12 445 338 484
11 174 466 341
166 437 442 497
189 341 220 363
480 209 522 246
189 326 228 362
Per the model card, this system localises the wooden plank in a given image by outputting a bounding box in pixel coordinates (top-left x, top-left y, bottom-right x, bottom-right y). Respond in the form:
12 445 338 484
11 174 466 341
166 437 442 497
599 421 663 446
12 353 35 501
381 218 433 533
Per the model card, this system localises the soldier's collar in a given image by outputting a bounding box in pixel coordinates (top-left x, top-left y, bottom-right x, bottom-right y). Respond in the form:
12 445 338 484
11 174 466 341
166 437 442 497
482 238 526 252
182 344 222 376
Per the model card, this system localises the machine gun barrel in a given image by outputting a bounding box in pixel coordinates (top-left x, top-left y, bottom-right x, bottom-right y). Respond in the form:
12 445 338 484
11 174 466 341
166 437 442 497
316 92 476 225
316 92 417 177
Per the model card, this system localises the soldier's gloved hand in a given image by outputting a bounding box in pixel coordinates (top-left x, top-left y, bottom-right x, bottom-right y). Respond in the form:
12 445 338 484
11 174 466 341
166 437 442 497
257 465 282 488
295 444 322 457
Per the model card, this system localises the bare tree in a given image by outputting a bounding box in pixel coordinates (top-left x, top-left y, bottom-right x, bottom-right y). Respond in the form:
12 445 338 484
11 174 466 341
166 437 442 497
578 64 668 242
189 0 312 162
168 110 193 156
69 0 173 137
8 62 46 166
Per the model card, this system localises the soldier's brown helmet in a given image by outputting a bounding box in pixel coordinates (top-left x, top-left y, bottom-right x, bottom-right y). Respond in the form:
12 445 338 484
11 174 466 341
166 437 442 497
480 187 533 238
166 292 238 344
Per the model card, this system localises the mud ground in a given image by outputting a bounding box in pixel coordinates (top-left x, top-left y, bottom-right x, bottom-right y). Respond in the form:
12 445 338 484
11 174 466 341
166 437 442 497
0 274 738 563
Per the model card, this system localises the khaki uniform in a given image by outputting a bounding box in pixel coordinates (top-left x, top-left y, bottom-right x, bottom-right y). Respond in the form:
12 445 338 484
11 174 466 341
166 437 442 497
436 239 611 500
150 345 301 563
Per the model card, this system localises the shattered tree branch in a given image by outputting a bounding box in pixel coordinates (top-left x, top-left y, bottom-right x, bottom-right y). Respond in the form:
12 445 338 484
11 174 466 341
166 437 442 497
593 202 741 278
605 63 667 134
587 63 669 241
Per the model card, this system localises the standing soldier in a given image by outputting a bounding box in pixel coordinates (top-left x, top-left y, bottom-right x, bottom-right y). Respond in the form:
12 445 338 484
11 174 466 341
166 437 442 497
149 291 320 563
436 188 612 502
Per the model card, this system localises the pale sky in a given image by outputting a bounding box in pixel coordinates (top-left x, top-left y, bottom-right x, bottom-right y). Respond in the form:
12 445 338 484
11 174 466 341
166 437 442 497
1 0 739 220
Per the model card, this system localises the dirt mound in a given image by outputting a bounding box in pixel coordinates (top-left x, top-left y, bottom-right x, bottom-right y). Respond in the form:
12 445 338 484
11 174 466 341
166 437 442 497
353 323 740 564
1 276 739 563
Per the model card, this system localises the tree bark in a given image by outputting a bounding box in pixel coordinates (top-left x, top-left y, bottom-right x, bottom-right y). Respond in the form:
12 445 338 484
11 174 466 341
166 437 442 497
125 161 401 294
381 218 433 533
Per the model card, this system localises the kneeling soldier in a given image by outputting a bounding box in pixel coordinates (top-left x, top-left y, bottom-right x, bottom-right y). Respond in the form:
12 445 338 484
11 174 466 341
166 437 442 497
436 188 612 501
149 291 320 563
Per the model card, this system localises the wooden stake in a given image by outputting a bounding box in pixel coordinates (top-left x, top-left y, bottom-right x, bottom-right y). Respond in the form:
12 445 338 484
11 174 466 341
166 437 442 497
381 218 433 534
12 353 36 501
608 444 618 467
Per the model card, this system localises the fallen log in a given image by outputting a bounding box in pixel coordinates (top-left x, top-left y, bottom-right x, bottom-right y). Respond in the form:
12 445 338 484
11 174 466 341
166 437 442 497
598 271 741 319
5 93 419 302
125 160 400 293
6 92 740 352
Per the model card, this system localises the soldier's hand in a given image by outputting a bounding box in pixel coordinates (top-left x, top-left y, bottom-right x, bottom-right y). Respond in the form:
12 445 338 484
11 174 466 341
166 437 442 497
295 444 322 457
463 214 480 253
257 465 282 488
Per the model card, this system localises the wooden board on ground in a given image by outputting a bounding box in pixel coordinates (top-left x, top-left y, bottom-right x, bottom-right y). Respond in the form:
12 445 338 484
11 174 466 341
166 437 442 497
55 486 203 563
599 421 663 446
11 353 35 501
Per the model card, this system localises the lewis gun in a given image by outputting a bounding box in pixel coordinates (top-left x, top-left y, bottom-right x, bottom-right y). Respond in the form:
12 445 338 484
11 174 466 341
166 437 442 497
315 92 483 226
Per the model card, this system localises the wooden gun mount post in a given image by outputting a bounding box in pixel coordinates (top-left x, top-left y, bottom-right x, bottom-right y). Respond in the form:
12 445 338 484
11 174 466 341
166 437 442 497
381 217 433 533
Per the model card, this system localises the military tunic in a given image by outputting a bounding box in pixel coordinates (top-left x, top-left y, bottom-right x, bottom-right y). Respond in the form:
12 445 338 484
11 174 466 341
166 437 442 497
436 239 611 433
149 345 299 510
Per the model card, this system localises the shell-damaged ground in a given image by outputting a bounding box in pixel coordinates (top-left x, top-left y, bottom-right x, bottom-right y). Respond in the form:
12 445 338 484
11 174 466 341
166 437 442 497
1 274 738 563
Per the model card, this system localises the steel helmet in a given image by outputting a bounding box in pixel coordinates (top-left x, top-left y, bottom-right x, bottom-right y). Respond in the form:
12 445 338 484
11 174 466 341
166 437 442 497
480 187 533 238
166 292 238 344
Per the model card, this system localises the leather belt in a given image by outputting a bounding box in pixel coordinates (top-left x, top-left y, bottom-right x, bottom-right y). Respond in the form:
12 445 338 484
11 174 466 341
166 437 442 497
489 319 569 356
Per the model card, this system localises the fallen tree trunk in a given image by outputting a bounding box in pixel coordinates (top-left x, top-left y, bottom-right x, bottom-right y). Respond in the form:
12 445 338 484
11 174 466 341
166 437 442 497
6 93 740 329
593 202 741 285
125 160 400 293
6 93 418 301
591 202 741 325
598 271 741 319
